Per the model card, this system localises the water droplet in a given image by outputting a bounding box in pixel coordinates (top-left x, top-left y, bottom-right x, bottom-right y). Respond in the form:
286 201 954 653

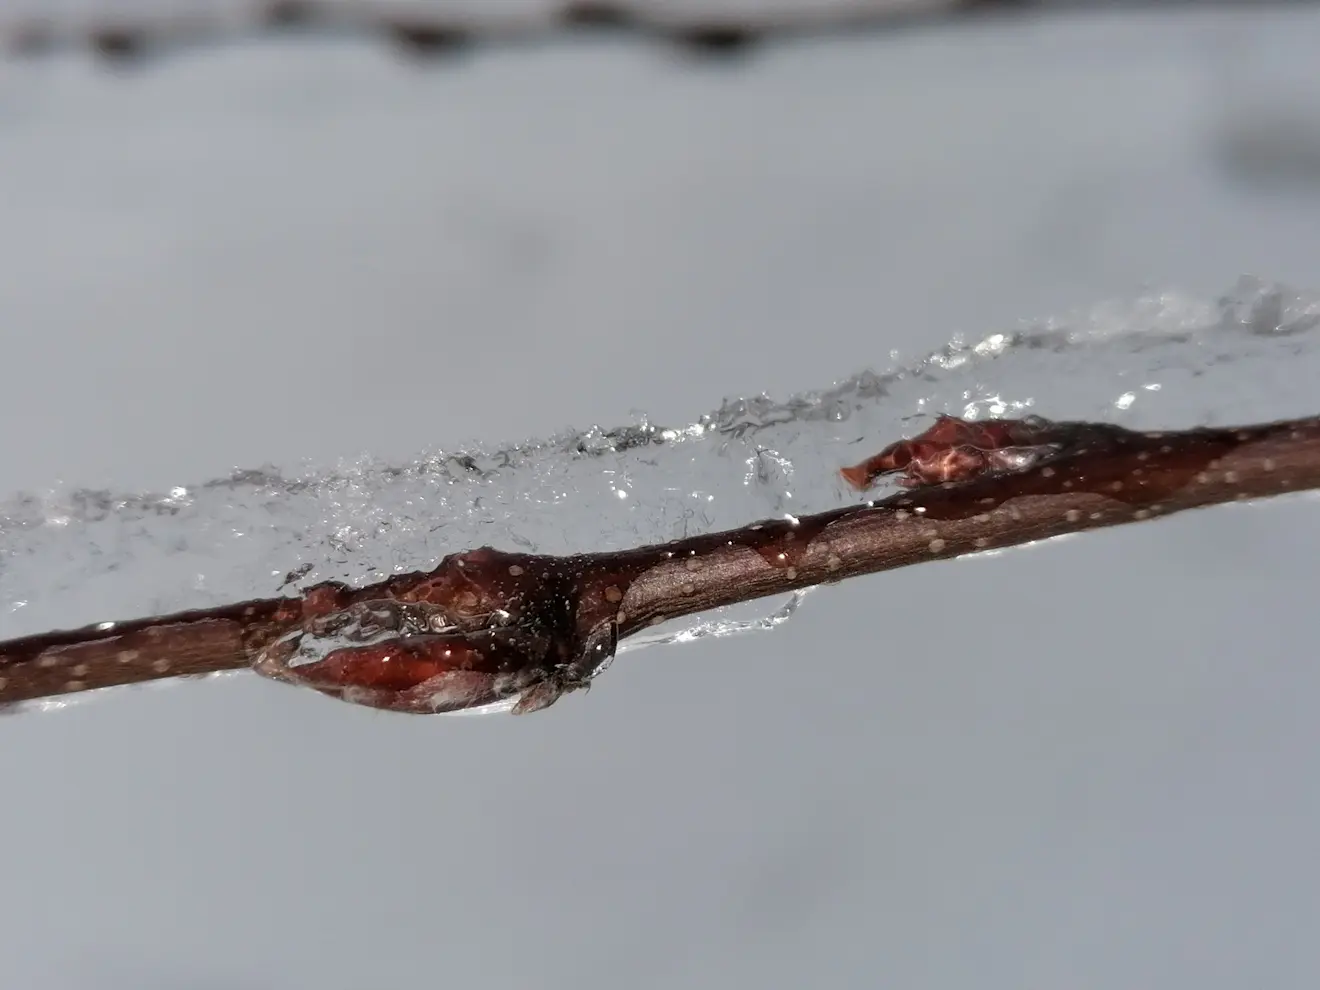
265 600 460 670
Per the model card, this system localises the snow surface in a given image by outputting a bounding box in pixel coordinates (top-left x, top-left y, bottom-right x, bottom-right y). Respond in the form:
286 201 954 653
2 5 1320 989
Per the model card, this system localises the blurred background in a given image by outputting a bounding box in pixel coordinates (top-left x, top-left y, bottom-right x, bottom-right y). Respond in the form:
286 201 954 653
2 2 1320 988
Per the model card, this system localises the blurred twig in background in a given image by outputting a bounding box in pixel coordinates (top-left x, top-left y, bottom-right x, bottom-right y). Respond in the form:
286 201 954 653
3 0 1318 65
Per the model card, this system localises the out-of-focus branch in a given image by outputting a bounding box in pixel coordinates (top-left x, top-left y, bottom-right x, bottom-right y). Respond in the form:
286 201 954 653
1 413 1317 716
3 0 1315 65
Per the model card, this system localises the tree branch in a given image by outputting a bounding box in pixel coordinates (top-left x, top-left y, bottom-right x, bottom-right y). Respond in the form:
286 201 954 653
6 0 1312 65
1 412 1317 714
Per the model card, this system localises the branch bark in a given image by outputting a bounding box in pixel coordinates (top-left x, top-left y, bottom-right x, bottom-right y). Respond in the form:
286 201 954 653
1 413 1317 714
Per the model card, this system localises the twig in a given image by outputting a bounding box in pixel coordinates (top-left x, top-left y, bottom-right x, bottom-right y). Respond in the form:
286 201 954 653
4 0 1314 66
1 412 1317 715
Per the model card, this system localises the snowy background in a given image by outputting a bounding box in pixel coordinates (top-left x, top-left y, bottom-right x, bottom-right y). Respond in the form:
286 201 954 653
2 3 1320 988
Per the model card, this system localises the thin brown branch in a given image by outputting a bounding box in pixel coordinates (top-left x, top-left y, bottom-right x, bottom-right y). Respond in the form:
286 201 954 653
1 412 1317 715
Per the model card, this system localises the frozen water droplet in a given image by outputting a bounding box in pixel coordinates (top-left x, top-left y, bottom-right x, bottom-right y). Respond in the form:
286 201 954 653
267 599 459 670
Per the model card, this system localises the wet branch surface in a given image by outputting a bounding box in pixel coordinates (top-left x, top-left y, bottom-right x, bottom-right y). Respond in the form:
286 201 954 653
1 412 1318 715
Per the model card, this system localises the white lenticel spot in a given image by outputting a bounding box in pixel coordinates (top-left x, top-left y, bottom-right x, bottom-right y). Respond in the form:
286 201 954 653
37 656 59 668
1090 511 1104 520
66 679 85 691
1263 458 1277 471
1196 472 1211 484
1160 445 1172 454
508 565 524 576
1133 509 1151 520
1041 467 1055 478
894 509 910 520
0 676 7 690
72 663 89 677
826 555 842 571
152 659 171 674
974 537 990 548
685 558 701 571
604 586 623 603
681 583 695 595
974 513 991 524
1224 470 1239 483
928 538 947 553
617 610 628 624
1065 509 1082 522
1136 451 1149 461
1109 481 1124 492
786 567 798 580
